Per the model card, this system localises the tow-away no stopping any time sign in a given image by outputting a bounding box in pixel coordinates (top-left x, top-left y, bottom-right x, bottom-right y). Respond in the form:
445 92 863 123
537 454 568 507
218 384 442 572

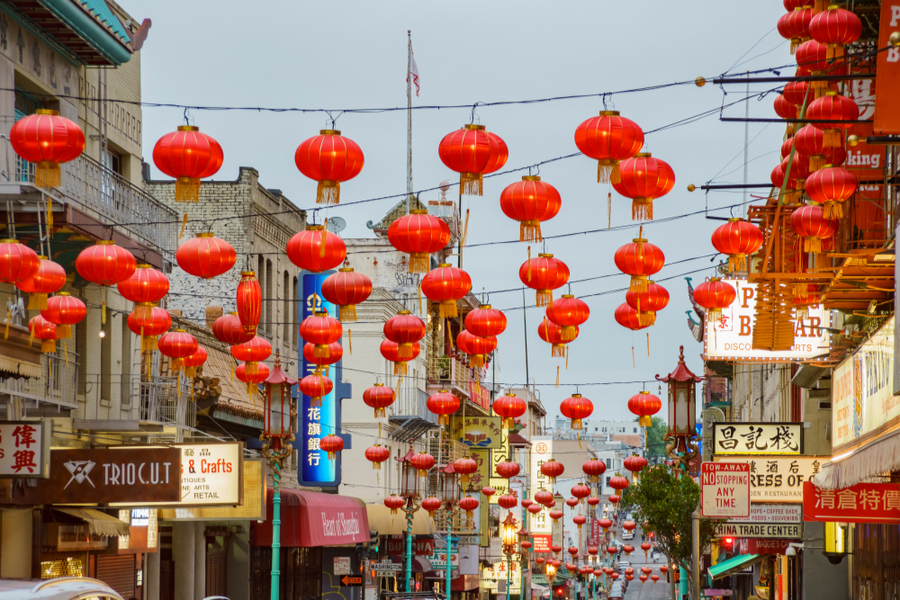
701 462 750 518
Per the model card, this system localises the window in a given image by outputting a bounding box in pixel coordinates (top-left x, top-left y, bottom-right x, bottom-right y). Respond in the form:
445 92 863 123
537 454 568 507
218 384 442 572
265 259 273 336
283 270 290 346
633 427 638 433
605 476 611 488
602 427 607 432
292 276 299 348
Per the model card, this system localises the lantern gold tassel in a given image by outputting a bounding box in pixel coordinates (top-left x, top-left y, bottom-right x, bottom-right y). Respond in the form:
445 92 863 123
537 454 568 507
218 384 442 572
63 341 68 367
566 345 570 369
790 38 800 54
314 344 331 358
555 366 559 388
728 254 747 273
394 361 407 376
520 219 542 243
461 209 470 248
640 415 652 427
823 130 842 148
316 179 340 205
632 345 635 368
632 198 653 221
348 329 352 354
527 246 532 281
440 300 458 318
46 196 53 229
803 236 823 254
417 281 423 315
339 304 357 322
320 220 328 257
4 308 9 340
178 213 189 241
460 172 483 196
27 293 47 310
809 154 825 172
42 338 55 354
175 176 201 202
29 328 34 347
536 289 553 307
823 201 843 220
813 0 825 13
577 433 582 450
231 359 235 382
409 252 429 273
35 160 61 189
647 332 650 357
608 192 612 230
598 159 621 184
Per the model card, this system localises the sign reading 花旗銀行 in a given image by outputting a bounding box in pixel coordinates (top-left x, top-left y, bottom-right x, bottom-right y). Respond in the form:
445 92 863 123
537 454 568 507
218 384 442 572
0 420 49 478
712 423 802 455
833 316 899 451
803 481 900 523
449 416 502 449
701 462 750 518
702 279 829 362
713 456 827 503
529 437 553 535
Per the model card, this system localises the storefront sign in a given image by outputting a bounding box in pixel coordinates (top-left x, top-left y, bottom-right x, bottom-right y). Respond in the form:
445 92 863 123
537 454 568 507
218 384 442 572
803 481 900 523
703 279 828 362
41 448 180 504
874 2 900 134
0 420 49 478
713 456 826 503
468 381 491 411
729 504 802 524
385 537 433 555
833 316 898 450
745 539 798 555
371 559 403 574
482 561 521 593
715 523 802 539
157 458 266 521
488 426 512 501
529 437 553 534
712 423 802 455
701 462 750 518
463 450 490 495
449 416 503 449
590 518 601 546
532 533 552 553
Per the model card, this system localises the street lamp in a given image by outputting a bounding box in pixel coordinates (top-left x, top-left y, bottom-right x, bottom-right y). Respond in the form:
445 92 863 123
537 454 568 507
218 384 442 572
396 447 422 592
824 522 848 564
260 352 297 600
501 512 518 600
440 462 460 594
656 345 703 469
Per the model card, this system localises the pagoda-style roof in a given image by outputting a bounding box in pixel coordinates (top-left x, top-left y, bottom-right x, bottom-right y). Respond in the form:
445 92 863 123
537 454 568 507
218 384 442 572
265 355 297 386
656 345 703 383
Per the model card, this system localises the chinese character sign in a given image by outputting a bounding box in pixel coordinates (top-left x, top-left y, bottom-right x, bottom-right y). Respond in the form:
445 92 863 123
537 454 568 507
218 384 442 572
0 421 48 477
712 456 826 503
803 481 900 524
449 417 502 449
529 437 553 534
713 423 802 455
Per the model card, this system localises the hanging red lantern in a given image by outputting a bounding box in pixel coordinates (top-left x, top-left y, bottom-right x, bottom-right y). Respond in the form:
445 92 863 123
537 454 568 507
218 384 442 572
614 302 648 332
571 484 591 501
212 312 254 346
321 268 373 322
623 521 637 532
422 497 442 517
641 543 652 558
41 292 86 340
651 575 660 584
794 125 847 171
587 496 600 506
583 459 607 483
538 319 576 358
236 271 261 335
453 456 478 483
286 225 348 273
410 452 436 476
540 459 565 483
625 281 669 327
519 253 570 307
628 391 662 427
796 39 830 72
624 455 648 475
574 111 644 184
777 6 813 53
0 240 40 285
421 264 472 318
774 93 799 122
10 109 85 188
158 330 199 374
28 315 58 354
294 130 364 205
549 509 564 521
438 124 509 196
560 394 593 429
153 125 223 202
299 312 343 357
793 286 820 320
496 460 521 479
599 519 613 532
612 153 676 221
456 330 497 369
379 340 420 375
807 92 859 147
710 219 764 272
128 304 171 352
426 390 460 425
480 487 497 499
527 503 543 515
384 495 405 514
809 5 862 59
771 156 809 203
303 342 344 372
464 304 507 338
117 264 169 311
299 374 333 407
693 278 737 322
384 311 426 359
365 444 391 470
363 383 395 417
521 498 533 509
546 295 590 342
320 434 344 461
499 176 562 242
805 165 857 219
230 336 272 377
458 496 479 520
791 204 839 254
183 346 208 378
493 393 527 429
498 495 518 509
76 241 137 286
176 233 236 279
387 210 451 273
535 490 555 506
17 256 66 310
609 475 630 493
565 497 579 509
614 238 664 293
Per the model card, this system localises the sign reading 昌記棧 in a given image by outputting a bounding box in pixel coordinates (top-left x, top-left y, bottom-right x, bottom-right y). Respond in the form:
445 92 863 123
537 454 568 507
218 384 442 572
703 279 829 362
529 437 553 535
833 316 899 451
701 463 750 518
449 416 503 449
0 420 49 478
713 456 826 503
803 481 900 523
712 423 802 455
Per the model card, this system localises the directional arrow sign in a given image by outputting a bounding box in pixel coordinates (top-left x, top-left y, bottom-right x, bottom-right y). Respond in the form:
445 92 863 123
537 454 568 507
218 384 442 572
340 576 363 586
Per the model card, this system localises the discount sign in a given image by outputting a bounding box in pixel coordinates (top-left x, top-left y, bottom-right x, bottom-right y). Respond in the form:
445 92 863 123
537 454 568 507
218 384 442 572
701 462 750 518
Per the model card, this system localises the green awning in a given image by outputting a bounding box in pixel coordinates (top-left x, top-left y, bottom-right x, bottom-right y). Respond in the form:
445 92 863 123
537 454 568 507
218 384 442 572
708 553 765 586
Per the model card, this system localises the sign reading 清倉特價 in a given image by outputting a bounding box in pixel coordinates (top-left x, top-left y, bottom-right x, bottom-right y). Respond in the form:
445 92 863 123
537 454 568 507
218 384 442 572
803 481 900 523
0 420 49 478
712 423 802 455
701 462 750 519
703 279 829 362
712 456 827 503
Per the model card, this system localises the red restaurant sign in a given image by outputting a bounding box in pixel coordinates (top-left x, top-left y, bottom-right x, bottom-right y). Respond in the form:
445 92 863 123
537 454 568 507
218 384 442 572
874 2 900 134
386 537 434 555
746 539 798 555
803 481 900 523
532 534 552 553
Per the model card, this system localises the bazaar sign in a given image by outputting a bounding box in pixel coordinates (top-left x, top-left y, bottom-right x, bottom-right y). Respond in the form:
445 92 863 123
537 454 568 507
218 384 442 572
0 420 50 478
712 423 803 455
713 456 827 503
703 279 828 362
803 481 900 524
449 416 502 449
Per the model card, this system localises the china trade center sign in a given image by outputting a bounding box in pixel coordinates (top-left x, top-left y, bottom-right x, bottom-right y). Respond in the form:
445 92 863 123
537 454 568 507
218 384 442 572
298 271 351 487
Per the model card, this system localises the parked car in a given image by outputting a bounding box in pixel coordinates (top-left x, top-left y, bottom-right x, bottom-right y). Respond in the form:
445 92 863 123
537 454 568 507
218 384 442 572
0 578 123 600
616 560 631 571
608 582 624 600
622 531 634 541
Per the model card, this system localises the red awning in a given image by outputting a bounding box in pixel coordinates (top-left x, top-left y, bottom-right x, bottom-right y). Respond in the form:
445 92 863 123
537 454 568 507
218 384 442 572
251 488 370 547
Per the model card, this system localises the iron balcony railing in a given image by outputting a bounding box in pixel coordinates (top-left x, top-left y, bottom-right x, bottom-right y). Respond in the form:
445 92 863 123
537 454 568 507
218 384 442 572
0 349 78 409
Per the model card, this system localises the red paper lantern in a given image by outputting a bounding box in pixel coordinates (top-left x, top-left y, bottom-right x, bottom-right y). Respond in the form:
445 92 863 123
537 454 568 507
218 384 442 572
320 434 344 461
496 460 521 479
777 6 813 52
498 494 518 509
295 130 364 205
560 394 593 429
565 497 578 509
711 219 764 272
623 520 637 532
794 125 846 171
236 271 261 335
587 496 600 506
299 312 343 357
365 444 390 470
574 111 644 184
659 566 668 574
521 498 533 509
212 313 254 345
571 484 591 501
519 253 570 307
628 391 662 427
624 455 648 474
426 390 460 425
183 346 208 377
651 575 660 584
791 204 838 254
609 475 629 492
693 278 737 322
422 497 442 517
499 176 562 242
231 336 272 377
379 339 420 375
625 281 669 327
614 303 648 331
321 268 373 322
158 330 199 374
549 509 564 521
606 546 617 556
599 519 613 532
438 124 509 196
796 39 830 72
384 495 405 514
784 0 805 9
363 383 395 417
771 157 808 202
809 6 862 59
493 393 527 429
117 264 169 316
453 456 478 483
583 459 607 482
458 496 479 520
387 210 451 273
609 494 621 506
546 295 590 342
540 459 565 483
612 153 675 221
10 109 85 188
304 342 344 370
614 238 664 293
286 225 347 273
153 125 223 202
0 240 40 286
41 292 86 339
481 487 496 497
299 374 333 407
807 92 859 147
29 314 59 354
538 319 576 358
128 304 171 352
456 330 497 369
774 94 798 121
805 165 857 219
421 264 472 318
465 304 508 338
76 241 136 286
17 256 65 310
535 490 555 506
528 503 543 515
176 233 236 279
384 311 426 359
783 80 811 108
410 452 436 476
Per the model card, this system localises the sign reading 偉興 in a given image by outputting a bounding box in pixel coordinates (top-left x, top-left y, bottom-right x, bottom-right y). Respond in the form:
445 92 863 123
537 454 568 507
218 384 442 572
0 420 50 478
712 423 803 456
713 456 826 503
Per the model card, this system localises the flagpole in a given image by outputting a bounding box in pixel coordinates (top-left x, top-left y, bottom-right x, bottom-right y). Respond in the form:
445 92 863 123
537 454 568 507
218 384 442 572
406 30 413 216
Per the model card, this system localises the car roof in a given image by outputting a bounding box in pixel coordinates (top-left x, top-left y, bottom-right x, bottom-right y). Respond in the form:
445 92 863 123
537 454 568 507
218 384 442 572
0 578 124 600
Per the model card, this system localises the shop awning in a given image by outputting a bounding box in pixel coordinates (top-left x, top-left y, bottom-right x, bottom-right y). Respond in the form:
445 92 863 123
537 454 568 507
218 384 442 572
251 488 370 547
53 507 131 537
366 504 434 536
813 427 900 490
707 553 765 585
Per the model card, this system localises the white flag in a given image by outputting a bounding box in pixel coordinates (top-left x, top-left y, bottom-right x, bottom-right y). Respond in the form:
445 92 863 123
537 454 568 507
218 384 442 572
408 44 420 97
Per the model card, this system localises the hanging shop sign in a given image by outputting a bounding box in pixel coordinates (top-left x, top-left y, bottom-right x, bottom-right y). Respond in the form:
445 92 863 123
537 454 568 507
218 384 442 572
449 416 503 449
462 449 490 495
701 462 750 518
833 316 898 451
488 426 512 499
482 561 521 593
385 537 433 555
745 539 799 555
532 533 552 553
712 423 803 456
803 481 900 524
713 456 827 503
157 458 266 521
703 279 829 362
715 522 802 539
874 2 900 134
143 443 243 507
0 420 50 478
529 437 553 535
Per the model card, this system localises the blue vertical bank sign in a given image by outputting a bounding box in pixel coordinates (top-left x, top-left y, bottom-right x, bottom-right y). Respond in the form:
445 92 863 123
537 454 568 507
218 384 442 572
298 271 351 487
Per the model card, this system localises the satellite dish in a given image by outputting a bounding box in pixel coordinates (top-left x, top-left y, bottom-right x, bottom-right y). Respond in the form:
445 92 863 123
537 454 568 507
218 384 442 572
326 217 347 234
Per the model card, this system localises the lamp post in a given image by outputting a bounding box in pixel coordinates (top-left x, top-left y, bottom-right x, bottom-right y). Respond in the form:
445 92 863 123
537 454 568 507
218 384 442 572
518 524 531 600
501 512 518 600
397 447 423 592
440 462 459 597
655 345 703 470
260 352 297 600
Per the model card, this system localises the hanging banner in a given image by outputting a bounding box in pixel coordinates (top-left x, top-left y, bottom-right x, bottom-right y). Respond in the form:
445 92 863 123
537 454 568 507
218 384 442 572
449 417 503 449
874 2 900 134
488 425 511 499
463 450 491 495
803 481 900 523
